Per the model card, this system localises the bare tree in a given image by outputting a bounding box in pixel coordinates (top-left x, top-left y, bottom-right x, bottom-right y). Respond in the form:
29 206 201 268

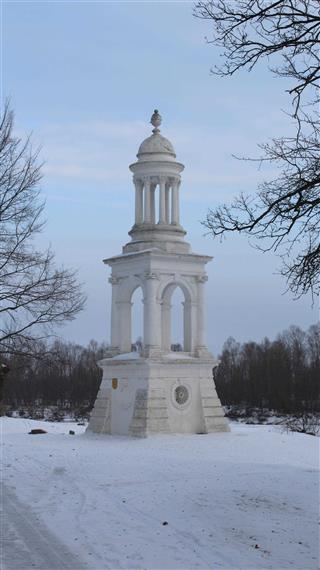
3 338 107 415
216 324 320 413
0 103 86 356
194 0 320 297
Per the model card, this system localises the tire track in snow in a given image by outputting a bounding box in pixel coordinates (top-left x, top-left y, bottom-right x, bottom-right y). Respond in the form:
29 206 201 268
1 486 88 570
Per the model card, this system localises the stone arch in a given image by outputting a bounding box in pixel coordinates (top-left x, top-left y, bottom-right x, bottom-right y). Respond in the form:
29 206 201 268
157 275 194 304
117 275 145 303
160 280 194 353
115 276 145 353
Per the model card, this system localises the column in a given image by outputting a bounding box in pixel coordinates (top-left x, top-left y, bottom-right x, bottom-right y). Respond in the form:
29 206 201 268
117 300 132 353
165 183 170 224
171 179 179 225
150 183 156 224
161 300 171 351
183 300 192 352
134 179 143 224
159 177 166 224
143 272 160 355
176 180 180 224
196 275 208 349
144 178 151 223
109 276 120 351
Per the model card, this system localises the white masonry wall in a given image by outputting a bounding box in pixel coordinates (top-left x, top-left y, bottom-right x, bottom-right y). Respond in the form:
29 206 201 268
88 356 229 437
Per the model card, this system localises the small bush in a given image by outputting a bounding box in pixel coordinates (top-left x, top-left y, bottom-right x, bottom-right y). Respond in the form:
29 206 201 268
46 408 65 422
281 413 320 436
74 405 91 422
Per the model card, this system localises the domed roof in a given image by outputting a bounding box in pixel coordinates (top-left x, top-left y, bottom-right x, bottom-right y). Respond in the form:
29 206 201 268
136 110 176 161
137 132 176 158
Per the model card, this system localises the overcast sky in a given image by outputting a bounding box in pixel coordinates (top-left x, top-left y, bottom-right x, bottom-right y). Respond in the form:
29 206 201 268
2 1 318 354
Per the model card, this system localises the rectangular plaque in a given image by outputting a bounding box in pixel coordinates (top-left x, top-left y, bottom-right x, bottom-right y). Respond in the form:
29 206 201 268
112 378 118 389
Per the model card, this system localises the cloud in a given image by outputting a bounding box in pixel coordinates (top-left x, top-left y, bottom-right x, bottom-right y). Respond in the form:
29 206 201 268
30 118 283 206
44 163 128 184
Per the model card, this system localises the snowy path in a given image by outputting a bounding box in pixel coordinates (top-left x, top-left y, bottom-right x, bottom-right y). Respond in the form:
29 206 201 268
1 418 319 569
1 485 88 570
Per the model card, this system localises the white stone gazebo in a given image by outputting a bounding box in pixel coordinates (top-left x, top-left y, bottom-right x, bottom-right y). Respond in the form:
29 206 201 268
88 110 229 436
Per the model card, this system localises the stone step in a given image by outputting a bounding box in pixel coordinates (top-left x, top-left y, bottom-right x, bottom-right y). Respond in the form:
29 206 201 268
147 418 171 431
134 409 169 420
200 388 218 396
129 427 146 436
90 411 110 420
204 417 229 429
93 399 110 409
202 397 223 404
202 407 225 415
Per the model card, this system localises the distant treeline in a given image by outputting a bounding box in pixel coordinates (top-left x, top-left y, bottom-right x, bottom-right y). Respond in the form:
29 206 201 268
2 325 320 414
215 325 320 413
3 340 106 411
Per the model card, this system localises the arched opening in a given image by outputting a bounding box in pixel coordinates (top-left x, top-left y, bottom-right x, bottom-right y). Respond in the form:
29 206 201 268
161 282 192 353
170 287 184 351
131 286 144 354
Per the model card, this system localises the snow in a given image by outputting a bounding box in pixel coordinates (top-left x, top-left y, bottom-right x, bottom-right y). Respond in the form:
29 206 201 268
111 352 196 361
2 418 319 570
112 352 141 360
163 352 195 360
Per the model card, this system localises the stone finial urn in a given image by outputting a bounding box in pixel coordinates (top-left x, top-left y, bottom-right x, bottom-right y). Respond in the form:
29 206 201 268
150 109 162 131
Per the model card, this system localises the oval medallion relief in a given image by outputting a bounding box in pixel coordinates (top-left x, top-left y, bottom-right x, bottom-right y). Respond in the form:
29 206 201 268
171 381 191 410
174 385 189 405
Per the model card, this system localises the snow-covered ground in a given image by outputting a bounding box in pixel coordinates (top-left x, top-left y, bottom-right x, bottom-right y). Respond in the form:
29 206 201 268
1 418 319 570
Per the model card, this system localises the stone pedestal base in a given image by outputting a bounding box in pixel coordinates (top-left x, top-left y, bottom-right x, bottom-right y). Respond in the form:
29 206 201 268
87 354 229 437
